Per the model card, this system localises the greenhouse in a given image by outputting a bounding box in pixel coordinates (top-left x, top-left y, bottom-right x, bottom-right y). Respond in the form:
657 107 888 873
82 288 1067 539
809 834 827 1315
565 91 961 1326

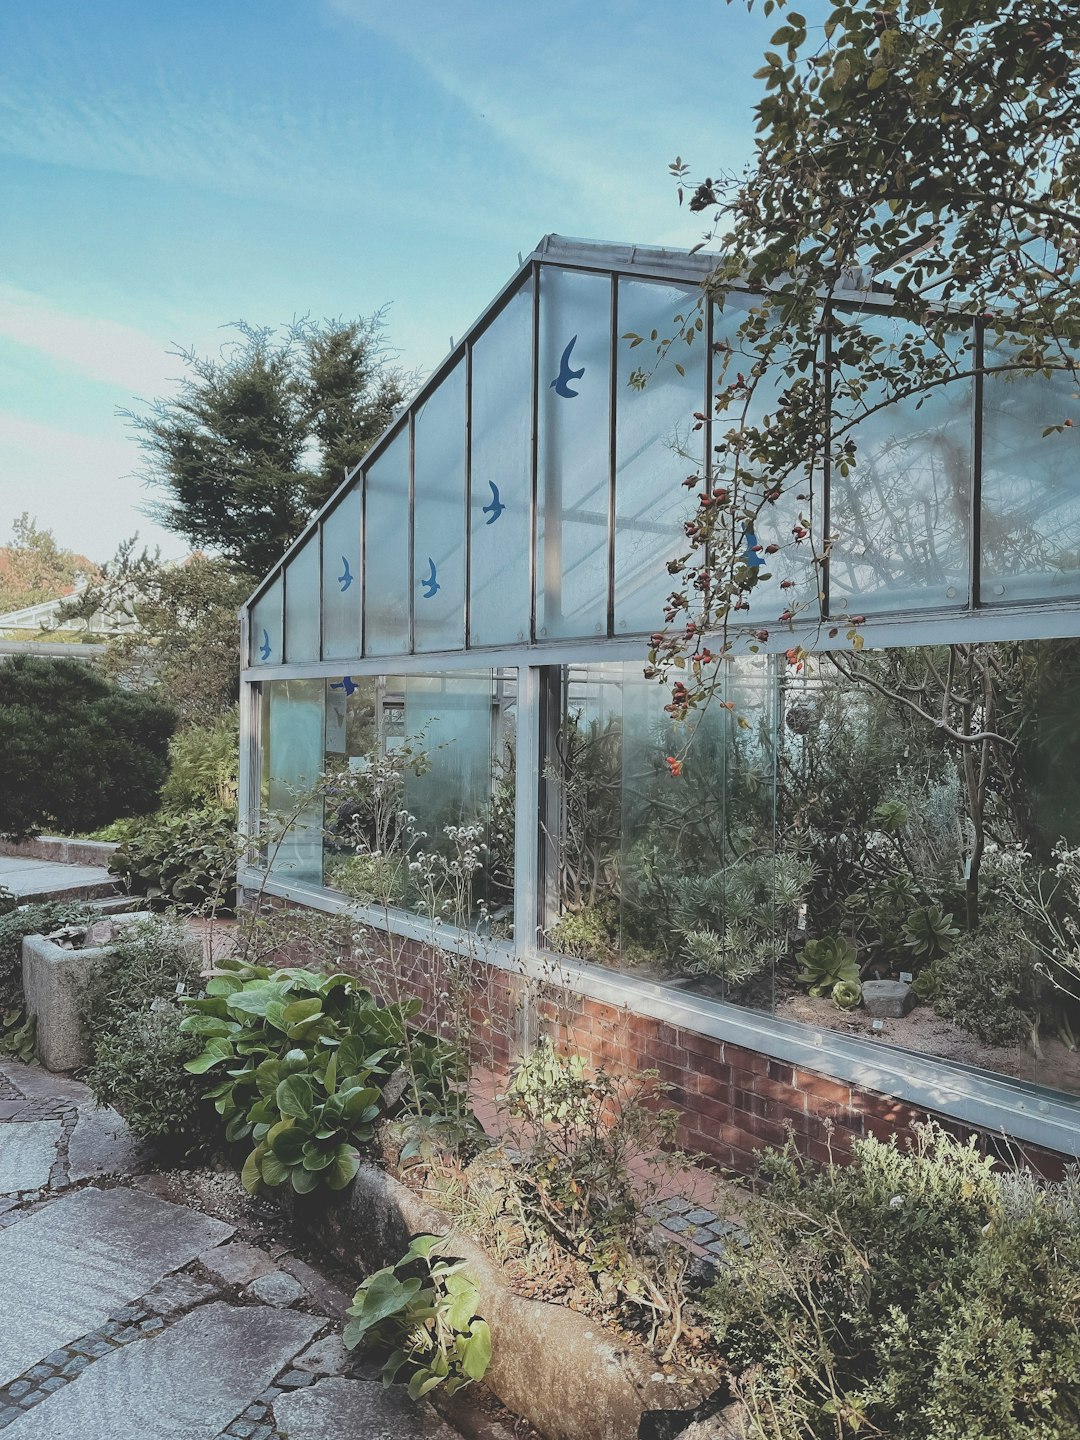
240 235 1080 1167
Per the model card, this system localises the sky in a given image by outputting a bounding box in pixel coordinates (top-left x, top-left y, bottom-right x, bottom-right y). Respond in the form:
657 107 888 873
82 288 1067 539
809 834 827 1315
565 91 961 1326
0 0 774 563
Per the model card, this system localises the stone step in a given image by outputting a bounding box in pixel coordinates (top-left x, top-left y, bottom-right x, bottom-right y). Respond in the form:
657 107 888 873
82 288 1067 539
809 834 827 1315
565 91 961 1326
272 1375 460 1440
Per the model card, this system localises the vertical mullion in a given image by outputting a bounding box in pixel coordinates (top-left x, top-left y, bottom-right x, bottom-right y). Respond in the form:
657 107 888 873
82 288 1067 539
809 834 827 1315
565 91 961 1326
606 273 618 637
513 664 541 956
408 411 416 654
821 304 834 619
529 262 541 642
360 468 367 658
970 319 984 610
464 342 474 648
317 513 325 661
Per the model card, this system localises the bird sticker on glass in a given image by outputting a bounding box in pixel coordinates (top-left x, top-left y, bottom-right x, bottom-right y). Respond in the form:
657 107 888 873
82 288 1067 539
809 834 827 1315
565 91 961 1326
550 335 584 398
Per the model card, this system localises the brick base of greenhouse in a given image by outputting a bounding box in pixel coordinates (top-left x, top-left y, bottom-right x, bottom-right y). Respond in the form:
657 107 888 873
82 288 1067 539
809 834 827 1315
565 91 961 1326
268 920 1071 1183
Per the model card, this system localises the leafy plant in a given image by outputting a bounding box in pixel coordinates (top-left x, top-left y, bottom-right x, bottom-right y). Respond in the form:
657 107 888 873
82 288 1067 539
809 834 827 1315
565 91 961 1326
903 905 961 961
343 1234 492 1399
110 806 238 912
797 937 861 1008
0 1004 34 1061
181 960 470 1195
0 886 16 918
703 1125 1080 1440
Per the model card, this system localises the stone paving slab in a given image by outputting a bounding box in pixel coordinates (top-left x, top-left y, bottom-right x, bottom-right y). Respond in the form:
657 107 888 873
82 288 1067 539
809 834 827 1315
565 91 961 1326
273 1375 460 1440
1 1302 320 1439
0 856 116 903
67 1104 152 1182
0 1064 90 1107
0 1122 61 1195
0 1186 234 1386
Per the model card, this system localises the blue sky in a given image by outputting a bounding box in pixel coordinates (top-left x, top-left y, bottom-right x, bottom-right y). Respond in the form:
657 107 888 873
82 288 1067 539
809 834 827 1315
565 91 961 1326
0 0 773 562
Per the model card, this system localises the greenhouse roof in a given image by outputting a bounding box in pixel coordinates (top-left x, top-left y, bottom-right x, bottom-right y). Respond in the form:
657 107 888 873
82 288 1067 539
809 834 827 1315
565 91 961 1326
243 235 1080 675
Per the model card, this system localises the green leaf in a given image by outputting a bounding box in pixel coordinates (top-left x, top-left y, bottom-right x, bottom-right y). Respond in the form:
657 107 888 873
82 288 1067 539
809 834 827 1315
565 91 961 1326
282 997 322 1025
458 1318 492 1380
291 1165 320 1194
241 1144 266 1195
259 1149 291 1186
276 1073 315 1120
325 1144 361 1191
270 1125 309 1165
183 1037 234 1074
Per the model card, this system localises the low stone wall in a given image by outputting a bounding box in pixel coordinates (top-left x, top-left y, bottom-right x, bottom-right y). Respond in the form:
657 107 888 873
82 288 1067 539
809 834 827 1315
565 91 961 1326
0 835 118 868
286 1164 715 1440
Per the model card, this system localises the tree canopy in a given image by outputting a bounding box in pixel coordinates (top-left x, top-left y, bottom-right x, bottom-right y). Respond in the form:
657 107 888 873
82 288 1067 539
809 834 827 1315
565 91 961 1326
0 656 175 840
650 0 1080 712
0 514 97 613
128 314 409 577
59 543 252 728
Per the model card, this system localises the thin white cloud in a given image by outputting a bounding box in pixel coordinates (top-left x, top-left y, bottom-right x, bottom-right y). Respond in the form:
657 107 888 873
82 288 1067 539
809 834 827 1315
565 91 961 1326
0 285 176 393
0 411 175 561
327 0 759 245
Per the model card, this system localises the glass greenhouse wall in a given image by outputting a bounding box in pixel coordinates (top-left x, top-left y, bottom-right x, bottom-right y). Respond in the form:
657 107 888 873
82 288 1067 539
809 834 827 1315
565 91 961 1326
241 236 1080 1139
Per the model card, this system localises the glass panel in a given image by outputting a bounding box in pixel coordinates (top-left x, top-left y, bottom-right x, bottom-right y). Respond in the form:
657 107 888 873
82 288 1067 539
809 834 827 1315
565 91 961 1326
283 534 319 662
537 267 612 639
981 349 1080 601
321 670 515 933
828 313 973 614
364 428 410 655
413 360 466 652
614 280 704 635
470 283 533 647
248 575 282 667
544 660 781 1016
261 678 324 885
772 640 1074 1092
321 484 362 661
712 293 821 625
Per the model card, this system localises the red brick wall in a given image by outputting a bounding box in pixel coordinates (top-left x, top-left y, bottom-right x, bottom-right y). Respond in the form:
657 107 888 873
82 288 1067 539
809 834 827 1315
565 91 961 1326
261 908 1069 1181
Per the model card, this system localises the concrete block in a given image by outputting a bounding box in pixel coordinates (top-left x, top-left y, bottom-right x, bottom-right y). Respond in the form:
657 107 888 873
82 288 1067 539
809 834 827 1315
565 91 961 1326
862 980 915 1019
21 915 179 1072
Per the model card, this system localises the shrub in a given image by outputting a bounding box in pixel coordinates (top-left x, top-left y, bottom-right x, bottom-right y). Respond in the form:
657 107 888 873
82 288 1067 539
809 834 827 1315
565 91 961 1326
110 807 238 912
704 1126 1080 1440
0 655 175 839
79 917 213 1147
161 710 240 813
915 915 1036 1047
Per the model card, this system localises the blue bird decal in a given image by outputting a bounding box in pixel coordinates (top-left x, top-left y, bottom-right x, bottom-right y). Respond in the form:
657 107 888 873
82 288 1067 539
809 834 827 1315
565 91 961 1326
482 480 506 525
420 557 441 599
338 555 353 592
742 529 765 567
330 676 357 696
550 335 585 398
258 628 271 660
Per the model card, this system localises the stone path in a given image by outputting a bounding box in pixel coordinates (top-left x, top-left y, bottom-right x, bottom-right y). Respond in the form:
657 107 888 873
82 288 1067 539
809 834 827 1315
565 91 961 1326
0 855 116 904
0 1062 467 1439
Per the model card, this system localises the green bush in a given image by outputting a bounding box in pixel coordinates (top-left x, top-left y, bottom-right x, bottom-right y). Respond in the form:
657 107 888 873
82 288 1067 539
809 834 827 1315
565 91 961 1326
0 655 175 839
915 915 1036 1047
79 917 214 1147
161 710 240 813
182 959 469 1195
704 1126 1080 1439
110 807 238 912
